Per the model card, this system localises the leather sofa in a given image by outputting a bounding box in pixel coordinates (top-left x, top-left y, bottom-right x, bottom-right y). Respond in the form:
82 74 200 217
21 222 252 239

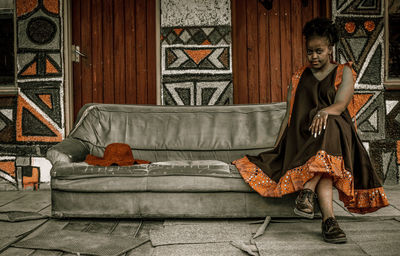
46 103 301 218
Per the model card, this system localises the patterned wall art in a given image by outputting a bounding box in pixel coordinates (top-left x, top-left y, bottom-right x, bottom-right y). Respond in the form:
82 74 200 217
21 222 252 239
333 0 400 184
0 0 64 190
161 0 232 106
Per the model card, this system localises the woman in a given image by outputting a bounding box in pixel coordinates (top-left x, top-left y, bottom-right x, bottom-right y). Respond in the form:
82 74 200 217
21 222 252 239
233 17 389 244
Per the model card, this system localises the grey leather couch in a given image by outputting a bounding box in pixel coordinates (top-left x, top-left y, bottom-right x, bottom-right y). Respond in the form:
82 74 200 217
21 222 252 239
47 103 300 218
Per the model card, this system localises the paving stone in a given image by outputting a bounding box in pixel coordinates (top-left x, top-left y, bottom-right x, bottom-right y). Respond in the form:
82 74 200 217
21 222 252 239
0 247 34 256
150 223 253 246
255 241 365 256
127 241 154 256
151 242 248 256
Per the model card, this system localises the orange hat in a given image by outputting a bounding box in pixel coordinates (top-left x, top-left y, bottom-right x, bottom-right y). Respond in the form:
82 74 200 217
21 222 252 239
84 143 150 166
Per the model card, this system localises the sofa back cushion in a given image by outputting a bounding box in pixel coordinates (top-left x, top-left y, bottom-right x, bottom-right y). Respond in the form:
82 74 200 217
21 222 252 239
69 103 286 163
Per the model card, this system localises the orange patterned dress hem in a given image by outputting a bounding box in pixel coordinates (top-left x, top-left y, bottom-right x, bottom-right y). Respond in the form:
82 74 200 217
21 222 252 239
233 150 389 214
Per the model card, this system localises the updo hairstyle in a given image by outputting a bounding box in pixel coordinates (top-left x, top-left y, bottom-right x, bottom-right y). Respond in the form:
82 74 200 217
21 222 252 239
302 18 339 46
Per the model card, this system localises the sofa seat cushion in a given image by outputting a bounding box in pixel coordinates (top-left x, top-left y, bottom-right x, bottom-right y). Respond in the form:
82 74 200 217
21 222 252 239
51 160 253 193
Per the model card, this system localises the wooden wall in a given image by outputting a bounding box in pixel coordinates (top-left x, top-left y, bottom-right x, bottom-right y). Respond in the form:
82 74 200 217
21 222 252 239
72 0 156 119
232 0 330 104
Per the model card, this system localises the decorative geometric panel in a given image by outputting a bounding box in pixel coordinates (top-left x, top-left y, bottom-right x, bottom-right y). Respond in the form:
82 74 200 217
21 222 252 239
19 82 62 127
385 91 400 140
163 81 233 105
340 0 382 16
0 158 17 185
16 0 62 79
22 166 40 190
355 91 385 141
16 93 62 142
335 17 383 75
163 46 230 74
161 26 231 45
18 53 62 78
0 97 17 144
161 26 232 105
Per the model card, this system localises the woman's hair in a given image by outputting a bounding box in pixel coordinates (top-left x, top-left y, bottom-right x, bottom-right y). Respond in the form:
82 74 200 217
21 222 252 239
302 18 339 46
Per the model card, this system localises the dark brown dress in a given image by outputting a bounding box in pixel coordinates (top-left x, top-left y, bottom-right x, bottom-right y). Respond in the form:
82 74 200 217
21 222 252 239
233 64 389 214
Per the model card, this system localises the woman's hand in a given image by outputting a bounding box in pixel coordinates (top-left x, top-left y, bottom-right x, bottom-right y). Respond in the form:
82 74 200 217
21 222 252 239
309 110 328 138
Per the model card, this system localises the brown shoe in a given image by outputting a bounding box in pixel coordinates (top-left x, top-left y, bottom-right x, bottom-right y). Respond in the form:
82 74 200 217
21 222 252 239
322 217 347 243
294 188 315 219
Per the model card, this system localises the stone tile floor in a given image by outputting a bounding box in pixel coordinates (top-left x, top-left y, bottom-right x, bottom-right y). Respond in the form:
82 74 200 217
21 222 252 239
0 185 399 256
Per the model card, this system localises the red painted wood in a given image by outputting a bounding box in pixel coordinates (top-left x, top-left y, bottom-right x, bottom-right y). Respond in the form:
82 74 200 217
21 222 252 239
257 0 270 103
247 0 259 103
102 0 115 104
72 0 156 121
91 0 103 103
280 0 292 102
113 0 126 104
124 0 137 104
233 0 248 104
80 0 93 107
135 0 148 104
72 0 81 119
146 0 157 104
269 0 281 102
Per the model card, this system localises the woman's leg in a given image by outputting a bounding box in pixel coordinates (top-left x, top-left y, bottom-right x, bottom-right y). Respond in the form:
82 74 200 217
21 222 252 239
303 173 323 191
294 173 322 218
317 175 347 243
316 174 334 221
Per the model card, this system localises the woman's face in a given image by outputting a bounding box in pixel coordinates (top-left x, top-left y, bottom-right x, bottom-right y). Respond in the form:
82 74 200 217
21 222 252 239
306 36 333 69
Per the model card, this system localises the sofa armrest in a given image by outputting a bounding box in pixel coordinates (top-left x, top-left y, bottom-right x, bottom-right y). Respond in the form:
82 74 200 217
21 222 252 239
46 138 90 165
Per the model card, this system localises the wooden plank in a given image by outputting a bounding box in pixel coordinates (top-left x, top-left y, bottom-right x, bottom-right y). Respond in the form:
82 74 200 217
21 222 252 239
246 0 259 104
124 0 137 104
0 192 24 207
280 0 292 102
80 0 93 107
301 0 314 66
135 0 148 104
72 0 81 120
114 0 126 104
0 192 50 213
91 0 104 103
146 0 157 105
291 0 303 74
269 0 281 102
257 1 270 103
102 0 115 104
233 0 248 104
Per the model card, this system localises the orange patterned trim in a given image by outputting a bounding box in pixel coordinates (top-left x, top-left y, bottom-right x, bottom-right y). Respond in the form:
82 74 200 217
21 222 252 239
339 187 388 214
233 150 389 213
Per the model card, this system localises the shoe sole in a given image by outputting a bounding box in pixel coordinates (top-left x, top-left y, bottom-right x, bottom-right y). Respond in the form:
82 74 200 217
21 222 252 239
323 234 347 244
294 208 314 219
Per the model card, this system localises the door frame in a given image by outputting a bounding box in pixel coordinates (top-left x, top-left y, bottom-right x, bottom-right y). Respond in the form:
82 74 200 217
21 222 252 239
62 0 161 136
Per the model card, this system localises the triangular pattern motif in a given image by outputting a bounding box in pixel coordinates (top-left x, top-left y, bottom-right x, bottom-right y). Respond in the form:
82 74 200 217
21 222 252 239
359 44 382 85
348 93 373 118
184 49 213 64
38 94 53 109
340 0 381 15
16 95 62 142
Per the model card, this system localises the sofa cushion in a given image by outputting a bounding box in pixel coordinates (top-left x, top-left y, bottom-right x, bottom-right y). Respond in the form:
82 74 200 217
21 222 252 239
50 161 253 193
149 160 230 175
68 103 286 163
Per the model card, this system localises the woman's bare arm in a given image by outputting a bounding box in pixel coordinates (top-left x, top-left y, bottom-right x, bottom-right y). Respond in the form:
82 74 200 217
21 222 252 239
309 65 355 137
